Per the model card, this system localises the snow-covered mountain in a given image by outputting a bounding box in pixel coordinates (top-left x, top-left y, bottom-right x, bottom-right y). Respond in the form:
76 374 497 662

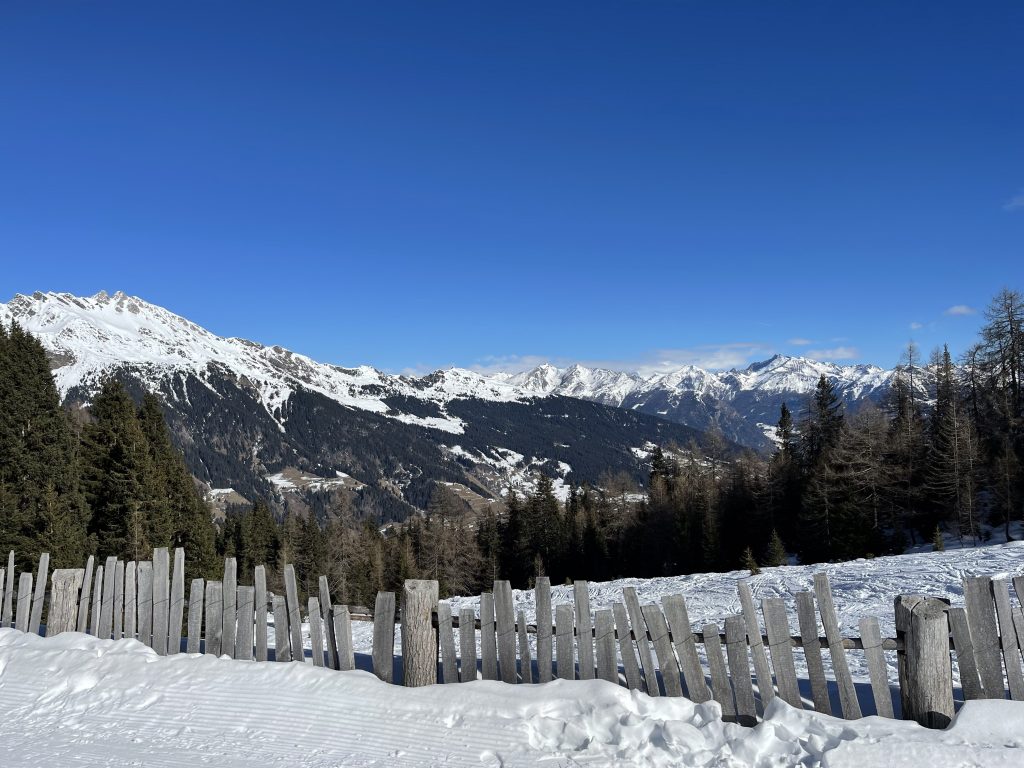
0 291 716 521
501 355 933 450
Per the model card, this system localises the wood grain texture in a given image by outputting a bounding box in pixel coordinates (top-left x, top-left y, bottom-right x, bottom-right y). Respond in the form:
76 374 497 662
623 586 659 696
595 609 617 684
400 579 439 687
254 565 268 663
90 565 103 637
307 596 325 668
535 577 553 683
29 552 49 636
737 580 774 710
272 594 290 662
704 621 737 721
612 602 644 692
112 560 125 641
204 580 223 657
333 604 354 671
494 580 517 683
555 603 575 680
75 555 94 633
236 585 255 661
725 614 757 726
168 548 185 654
99 555 116 640
438 602 458 684
662 594 710 703
762 597 802 708
794 591 831 715
15 572 33 632
283 564 303 663
947 606 984 701
2 550 14 628
186 578 204 654
47 568 85 635
372 591 395 681
904 597 954 728
642 603 680 696
991 578 1024 700
859 616 895 717
574 581 595 680
963 576 1003 698
221 557 237 660
319 575 336 670
517 610 534 684
136 561 153 647
152 548 169 655
480 592 499 681
814 573 862 719
459 607 478 682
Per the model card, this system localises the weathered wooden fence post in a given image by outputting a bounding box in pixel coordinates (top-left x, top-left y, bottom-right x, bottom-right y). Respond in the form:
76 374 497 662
896 595 953 728
401 579 439 687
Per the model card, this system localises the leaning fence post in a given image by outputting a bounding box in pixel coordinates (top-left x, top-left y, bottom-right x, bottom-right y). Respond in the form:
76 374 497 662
401 579 439 687
897 595 953 728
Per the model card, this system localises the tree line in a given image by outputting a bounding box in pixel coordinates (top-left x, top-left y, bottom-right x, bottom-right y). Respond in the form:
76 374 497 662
2 287 1021 604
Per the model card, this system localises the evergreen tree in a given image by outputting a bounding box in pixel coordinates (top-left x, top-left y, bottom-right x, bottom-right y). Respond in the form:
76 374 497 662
765 529 787 567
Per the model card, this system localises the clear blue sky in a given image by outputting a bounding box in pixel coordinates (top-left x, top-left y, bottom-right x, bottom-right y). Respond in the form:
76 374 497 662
2 2 1021 373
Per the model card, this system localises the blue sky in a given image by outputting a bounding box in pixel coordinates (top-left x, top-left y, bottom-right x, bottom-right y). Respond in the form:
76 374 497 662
1 2 1020 374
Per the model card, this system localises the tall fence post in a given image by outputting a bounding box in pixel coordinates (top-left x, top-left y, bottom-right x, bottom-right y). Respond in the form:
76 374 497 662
401 579 439 687
896 595 953 728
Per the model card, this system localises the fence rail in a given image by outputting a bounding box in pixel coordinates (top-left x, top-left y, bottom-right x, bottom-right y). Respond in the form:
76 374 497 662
2 548 1023 729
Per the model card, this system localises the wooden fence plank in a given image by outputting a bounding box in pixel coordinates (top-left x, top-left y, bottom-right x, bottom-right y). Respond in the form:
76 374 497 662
0 568 4 628
795 591 831 714
75 555 94 633
725 614 757 726
643 603 681 696
15 572 33 632
991 578 1024 700
494 580 517 683
333 605 354 671
704 621 737 722
272 594 290 662
859 616 895 717
283 564 303 663
47 569 84 635
480 592 499 681
168 548 185 654
29 552 49 635
459 607 477 682
814 573 862 719
89 564 103 636
136 561 153 647
894 594 925 719
555 603 575 680
623 586 659 696
254 565 268 663
308 596 325 668
595 609 617 684
236 585 255 661
113 560 125 640
152 548 169 655
99 555 116 639
124 562 137 641
612 602 644 692
186 578 204 653
963 576 1003 698
221 557 237 660
318 575 336 670
904 597 954 728
517 610 534 684
962 577 1003 698
400 580 438 687
662 594 710 703
371 591 395 681
2 551 14 628
204 580 223 656
737 580 775 710
948 606 984 701
438 602 458 684
762 597 802 708
574 580 595 680
535 577 553 683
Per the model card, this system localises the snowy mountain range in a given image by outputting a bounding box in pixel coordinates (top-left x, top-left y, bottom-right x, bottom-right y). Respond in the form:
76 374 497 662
1 291 930 519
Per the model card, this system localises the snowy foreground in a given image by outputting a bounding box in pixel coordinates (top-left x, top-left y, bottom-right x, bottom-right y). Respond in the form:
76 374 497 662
1 629 1022 768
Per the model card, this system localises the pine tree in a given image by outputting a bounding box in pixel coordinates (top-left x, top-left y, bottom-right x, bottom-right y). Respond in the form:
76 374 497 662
742 546 760 575
765 529 787 567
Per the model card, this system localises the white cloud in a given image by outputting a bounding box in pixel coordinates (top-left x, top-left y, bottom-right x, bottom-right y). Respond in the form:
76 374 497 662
1003 191 1024 211
807 346 859 360
944 305 977 316
909 322 924 330
787 337 814 346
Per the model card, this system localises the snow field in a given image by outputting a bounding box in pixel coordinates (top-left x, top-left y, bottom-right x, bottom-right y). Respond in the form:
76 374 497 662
1 628 1022 767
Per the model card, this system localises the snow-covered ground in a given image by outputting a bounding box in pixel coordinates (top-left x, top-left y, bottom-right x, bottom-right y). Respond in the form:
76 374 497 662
1 629 1022 767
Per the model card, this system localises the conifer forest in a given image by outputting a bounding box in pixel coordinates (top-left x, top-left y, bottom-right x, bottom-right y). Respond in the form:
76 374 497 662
2 288 1022 605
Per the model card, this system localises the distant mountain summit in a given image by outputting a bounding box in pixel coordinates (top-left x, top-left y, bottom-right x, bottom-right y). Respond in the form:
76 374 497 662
0 291 719 521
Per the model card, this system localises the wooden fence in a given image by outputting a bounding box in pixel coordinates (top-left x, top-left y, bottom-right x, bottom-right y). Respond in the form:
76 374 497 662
3 548 1024 729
